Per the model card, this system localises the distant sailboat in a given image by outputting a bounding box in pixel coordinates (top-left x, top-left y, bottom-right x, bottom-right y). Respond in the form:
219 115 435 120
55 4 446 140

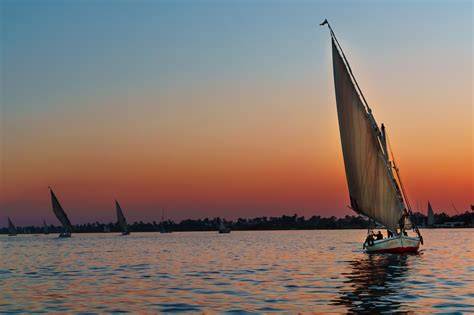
115 200 130 235
218 220 231 234
49 188 73 238
8 217 17 236
43 220 49 235
427 201 435 228
160 208 172 233
322 20 423 253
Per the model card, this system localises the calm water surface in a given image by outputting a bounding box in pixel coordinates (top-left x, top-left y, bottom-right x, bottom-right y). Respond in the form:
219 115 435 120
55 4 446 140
1 229 473 313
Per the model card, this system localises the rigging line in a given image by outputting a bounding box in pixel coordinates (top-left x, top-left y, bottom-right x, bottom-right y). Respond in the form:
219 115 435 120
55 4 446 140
386 128 413 215
325 22 372 113
325 21 391 168
323 20 402 216
387 130 422 240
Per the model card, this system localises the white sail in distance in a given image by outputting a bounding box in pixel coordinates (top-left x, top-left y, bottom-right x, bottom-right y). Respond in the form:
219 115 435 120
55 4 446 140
427 201 435 227
50 189 73 233
331 38 405 232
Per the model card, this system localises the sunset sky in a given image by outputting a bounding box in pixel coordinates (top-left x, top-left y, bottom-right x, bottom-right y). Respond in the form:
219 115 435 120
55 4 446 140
1 0 472 226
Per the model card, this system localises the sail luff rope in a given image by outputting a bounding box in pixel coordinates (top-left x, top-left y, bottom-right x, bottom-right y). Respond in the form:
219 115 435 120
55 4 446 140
322 20 409 230
385 128 423 240
324 22 391 161
385 129 412 214
325 23 372 114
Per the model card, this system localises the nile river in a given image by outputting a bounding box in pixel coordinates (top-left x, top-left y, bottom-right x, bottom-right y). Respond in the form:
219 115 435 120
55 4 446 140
1 229 473 313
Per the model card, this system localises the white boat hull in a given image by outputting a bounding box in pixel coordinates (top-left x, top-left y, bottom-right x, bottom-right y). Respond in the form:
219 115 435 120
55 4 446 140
365 235 420 253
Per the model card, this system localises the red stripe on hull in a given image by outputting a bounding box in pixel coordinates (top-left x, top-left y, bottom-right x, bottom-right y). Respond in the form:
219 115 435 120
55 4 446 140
371 246 419 254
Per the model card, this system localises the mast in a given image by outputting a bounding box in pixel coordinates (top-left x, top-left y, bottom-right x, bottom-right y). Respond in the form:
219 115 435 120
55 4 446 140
323 20 404 208
321 19 410 232
161 208 165 232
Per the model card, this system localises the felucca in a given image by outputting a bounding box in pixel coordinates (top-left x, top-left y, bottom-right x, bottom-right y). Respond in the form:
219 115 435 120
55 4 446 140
49 188 73 238
43 220 49 235
218 220 231 234
160 208 172 233
115 200 130 235
8 217 17 236
427 201 435 228
321 20 423 253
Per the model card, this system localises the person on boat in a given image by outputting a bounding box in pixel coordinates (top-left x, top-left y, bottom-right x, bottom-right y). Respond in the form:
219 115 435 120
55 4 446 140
387 230 393 238
376 231 383 240
364 232 375 248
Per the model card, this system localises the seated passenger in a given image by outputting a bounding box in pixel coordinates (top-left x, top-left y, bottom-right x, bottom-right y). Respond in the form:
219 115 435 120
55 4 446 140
387 230 393 238
376 231 383 240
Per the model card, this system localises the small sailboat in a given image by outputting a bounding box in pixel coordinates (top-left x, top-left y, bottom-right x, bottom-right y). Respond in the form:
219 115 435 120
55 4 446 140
49 187 73 238
115 200 130 235
43 220 49 235
8 217 17 236
427 201 435 228
218 220 231 234
322 20 423 253
160 208 172 233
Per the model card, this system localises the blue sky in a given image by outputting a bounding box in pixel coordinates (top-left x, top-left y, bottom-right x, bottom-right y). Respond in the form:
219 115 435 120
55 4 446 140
1 0 472 224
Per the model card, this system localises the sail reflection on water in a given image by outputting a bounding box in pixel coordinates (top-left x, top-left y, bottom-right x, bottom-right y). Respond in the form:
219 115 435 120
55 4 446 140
333 254 419 313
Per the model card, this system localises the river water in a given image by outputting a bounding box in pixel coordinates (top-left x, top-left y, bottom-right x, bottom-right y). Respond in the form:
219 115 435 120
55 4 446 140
1 229 472 313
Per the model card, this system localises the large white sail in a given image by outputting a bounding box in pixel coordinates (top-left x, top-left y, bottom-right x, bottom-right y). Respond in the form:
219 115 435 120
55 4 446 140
50 189 73 233
331 38 405 232
115 200 128 234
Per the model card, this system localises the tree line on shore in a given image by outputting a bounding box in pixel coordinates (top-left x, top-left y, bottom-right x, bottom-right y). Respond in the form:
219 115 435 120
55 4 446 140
2 211 473 234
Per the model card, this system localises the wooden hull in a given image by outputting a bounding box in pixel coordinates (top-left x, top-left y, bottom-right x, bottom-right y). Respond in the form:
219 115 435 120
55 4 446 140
365 235 420 253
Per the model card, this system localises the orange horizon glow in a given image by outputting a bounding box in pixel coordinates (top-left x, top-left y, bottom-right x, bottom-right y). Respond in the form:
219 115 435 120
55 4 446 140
1 1 472 226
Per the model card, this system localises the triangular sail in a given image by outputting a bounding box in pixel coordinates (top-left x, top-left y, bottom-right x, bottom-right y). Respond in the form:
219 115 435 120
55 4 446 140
331 38 405 232
8 217 17 235
50 189 73 232
115 200 128 233
427 201 435 227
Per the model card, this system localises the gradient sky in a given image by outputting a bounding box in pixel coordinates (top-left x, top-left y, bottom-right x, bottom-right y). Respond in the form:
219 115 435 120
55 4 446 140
1 0 472 226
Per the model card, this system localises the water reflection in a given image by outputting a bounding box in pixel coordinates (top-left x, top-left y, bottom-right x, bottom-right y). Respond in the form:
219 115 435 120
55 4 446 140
334 253 417 313
2 230 471 313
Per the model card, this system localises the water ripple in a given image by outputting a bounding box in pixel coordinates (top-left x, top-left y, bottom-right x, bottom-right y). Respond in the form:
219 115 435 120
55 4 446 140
1 229 472 313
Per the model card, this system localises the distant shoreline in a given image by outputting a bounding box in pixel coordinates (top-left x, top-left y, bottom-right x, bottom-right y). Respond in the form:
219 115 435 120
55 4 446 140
1 226 473 235
3 212 473 234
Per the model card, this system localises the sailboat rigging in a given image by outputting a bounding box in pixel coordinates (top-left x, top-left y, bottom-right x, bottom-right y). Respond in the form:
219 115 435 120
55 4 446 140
321 20 423 253
43 220 49 235
218 220 231 234
8 217 17 236
49 187 73 238
115 200 130 235
160 208 172 233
